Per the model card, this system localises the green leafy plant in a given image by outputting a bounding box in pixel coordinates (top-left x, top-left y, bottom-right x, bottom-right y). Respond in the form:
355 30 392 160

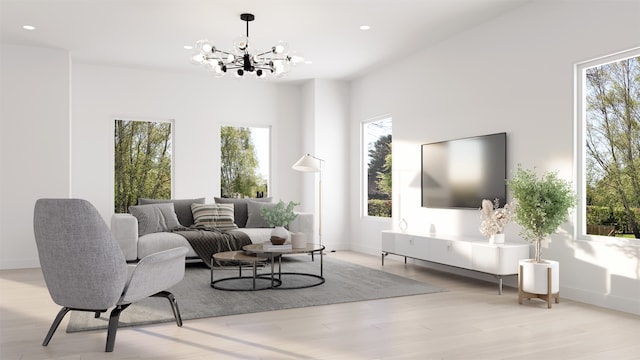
260 200 300 227
507 165 576 262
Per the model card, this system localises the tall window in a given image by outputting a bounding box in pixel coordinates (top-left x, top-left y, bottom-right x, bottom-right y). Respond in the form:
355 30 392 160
363 117 392 217
114 119 173 213
576 48 640 241
220 125 270 198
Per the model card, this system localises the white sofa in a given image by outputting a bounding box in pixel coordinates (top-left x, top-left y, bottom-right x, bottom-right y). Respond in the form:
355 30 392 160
110 198 314 262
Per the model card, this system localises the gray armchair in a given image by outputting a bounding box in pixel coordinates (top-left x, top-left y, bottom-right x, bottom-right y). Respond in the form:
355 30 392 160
33 198 188 352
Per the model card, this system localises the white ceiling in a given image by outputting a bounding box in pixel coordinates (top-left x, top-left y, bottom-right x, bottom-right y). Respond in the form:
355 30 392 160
0 0 530 82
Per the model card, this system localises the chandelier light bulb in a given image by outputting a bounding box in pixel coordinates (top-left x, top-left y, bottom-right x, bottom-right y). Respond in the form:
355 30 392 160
234 36 249 52
202 44 213 53
191 53 205 64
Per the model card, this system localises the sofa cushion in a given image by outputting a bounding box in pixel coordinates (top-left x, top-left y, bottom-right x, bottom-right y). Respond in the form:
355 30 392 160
191 203 238 230
138 198 205 227
245 200 278 228
214 197 272 228
137 232 197 259
128 203 181 236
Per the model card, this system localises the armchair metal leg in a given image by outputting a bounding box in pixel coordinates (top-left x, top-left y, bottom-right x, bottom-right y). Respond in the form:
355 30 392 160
106 304 130 352
43 307 71 346
152 290 183 327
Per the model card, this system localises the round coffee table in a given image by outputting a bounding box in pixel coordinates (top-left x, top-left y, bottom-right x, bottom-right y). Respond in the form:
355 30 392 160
242 243 325 289
210 250 280 291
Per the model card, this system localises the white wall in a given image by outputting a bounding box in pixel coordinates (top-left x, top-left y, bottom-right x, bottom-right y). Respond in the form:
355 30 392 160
297 80 350 250
313 80 350 251
0 44 71 269
72 64 304 221
0 55 306 269
349 0 640 314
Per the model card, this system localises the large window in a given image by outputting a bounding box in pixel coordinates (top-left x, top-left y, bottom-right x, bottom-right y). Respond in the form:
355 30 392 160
220 125 270 198
362 117 392 217
576 48 640 241
114 119 173 213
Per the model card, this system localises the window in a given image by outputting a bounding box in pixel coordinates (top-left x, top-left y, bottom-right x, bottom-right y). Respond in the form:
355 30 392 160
362 117 392 217
220 125 270 198
576 48 640 241
114 119 173 213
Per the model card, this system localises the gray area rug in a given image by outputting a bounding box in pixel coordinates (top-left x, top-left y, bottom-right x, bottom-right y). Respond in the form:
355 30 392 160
67 255 445 332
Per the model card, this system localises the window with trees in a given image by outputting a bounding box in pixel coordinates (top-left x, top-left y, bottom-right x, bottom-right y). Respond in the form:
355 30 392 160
220 126 269 198
576 48 639 241
363 117 392 218
114 119 173 213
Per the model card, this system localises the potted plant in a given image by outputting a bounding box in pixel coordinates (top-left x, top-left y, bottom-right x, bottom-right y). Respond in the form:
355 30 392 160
507 165 575 307
479 198 516 244
260 200 300 244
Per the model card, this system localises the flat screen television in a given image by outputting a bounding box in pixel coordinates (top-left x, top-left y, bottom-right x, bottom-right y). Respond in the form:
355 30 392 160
421 132 507 209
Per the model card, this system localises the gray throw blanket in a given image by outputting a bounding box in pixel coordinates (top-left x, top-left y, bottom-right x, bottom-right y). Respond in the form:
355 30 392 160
171 225 252 268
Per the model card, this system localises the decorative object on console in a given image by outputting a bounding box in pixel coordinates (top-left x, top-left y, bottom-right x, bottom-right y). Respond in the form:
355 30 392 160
190 13 304 78
507 165 575 308
292 154 324 248
479 198 516 244
259 200 300 244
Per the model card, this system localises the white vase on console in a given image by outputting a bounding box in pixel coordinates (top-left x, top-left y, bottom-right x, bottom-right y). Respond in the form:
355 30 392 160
489 233 505 245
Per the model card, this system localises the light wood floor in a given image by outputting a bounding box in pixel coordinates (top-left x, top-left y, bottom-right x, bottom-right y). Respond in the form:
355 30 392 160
1 251 639 360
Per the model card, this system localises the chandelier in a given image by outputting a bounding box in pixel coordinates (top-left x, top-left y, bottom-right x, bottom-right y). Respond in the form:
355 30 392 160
190 13 304 78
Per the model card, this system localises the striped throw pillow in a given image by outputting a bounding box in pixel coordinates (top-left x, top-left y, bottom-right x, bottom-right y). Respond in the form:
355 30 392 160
190 203 238 230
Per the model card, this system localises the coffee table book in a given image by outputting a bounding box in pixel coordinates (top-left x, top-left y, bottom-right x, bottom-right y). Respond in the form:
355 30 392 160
262 242 293 251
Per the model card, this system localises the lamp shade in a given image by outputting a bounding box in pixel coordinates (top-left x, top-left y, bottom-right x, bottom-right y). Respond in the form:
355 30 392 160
292 154 321 172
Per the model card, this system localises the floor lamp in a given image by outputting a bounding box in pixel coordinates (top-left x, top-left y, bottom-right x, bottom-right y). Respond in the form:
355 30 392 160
292 154 324 249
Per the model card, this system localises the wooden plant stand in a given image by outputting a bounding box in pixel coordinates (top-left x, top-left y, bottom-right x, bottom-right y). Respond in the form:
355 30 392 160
518 264 560 309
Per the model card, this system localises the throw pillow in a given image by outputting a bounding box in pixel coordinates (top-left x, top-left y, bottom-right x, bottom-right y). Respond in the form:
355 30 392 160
191 203 238 231
138 197 205 227
129 203 181 236
214 197 272 228
245 200 277 228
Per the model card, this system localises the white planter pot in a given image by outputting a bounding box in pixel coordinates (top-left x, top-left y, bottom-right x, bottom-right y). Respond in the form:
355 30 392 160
290 232 307 248
489 233 505 245
519 259 559 294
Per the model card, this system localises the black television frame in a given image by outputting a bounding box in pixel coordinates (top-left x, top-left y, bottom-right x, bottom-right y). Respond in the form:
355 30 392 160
421 132 507 209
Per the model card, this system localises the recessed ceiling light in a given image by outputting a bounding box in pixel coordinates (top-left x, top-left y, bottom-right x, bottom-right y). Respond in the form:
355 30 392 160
359 25 371 31
304 60 313 64
183 45 193 50
23 25 35 30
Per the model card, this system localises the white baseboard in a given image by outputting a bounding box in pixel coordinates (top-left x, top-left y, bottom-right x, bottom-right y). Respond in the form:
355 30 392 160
561 285 640 316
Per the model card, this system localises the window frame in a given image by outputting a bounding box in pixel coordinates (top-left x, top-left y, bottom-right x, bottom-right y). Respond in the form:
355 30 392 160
361 115 393 219
574 47 640 245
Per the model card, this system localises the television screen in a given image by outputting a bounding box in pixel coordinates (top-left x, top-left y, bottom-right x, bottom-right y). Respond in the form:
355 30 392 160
421 132 506 209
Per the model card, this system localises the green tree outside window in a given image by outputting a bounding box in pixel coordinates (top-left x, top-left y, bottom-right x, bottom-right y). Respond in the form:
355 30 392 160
220 126 268 198
114 119 172 213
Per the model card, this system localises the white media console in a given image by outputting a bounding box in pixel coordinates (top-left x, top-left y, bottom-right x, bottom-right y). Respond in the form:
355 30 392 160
381 230 530 294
